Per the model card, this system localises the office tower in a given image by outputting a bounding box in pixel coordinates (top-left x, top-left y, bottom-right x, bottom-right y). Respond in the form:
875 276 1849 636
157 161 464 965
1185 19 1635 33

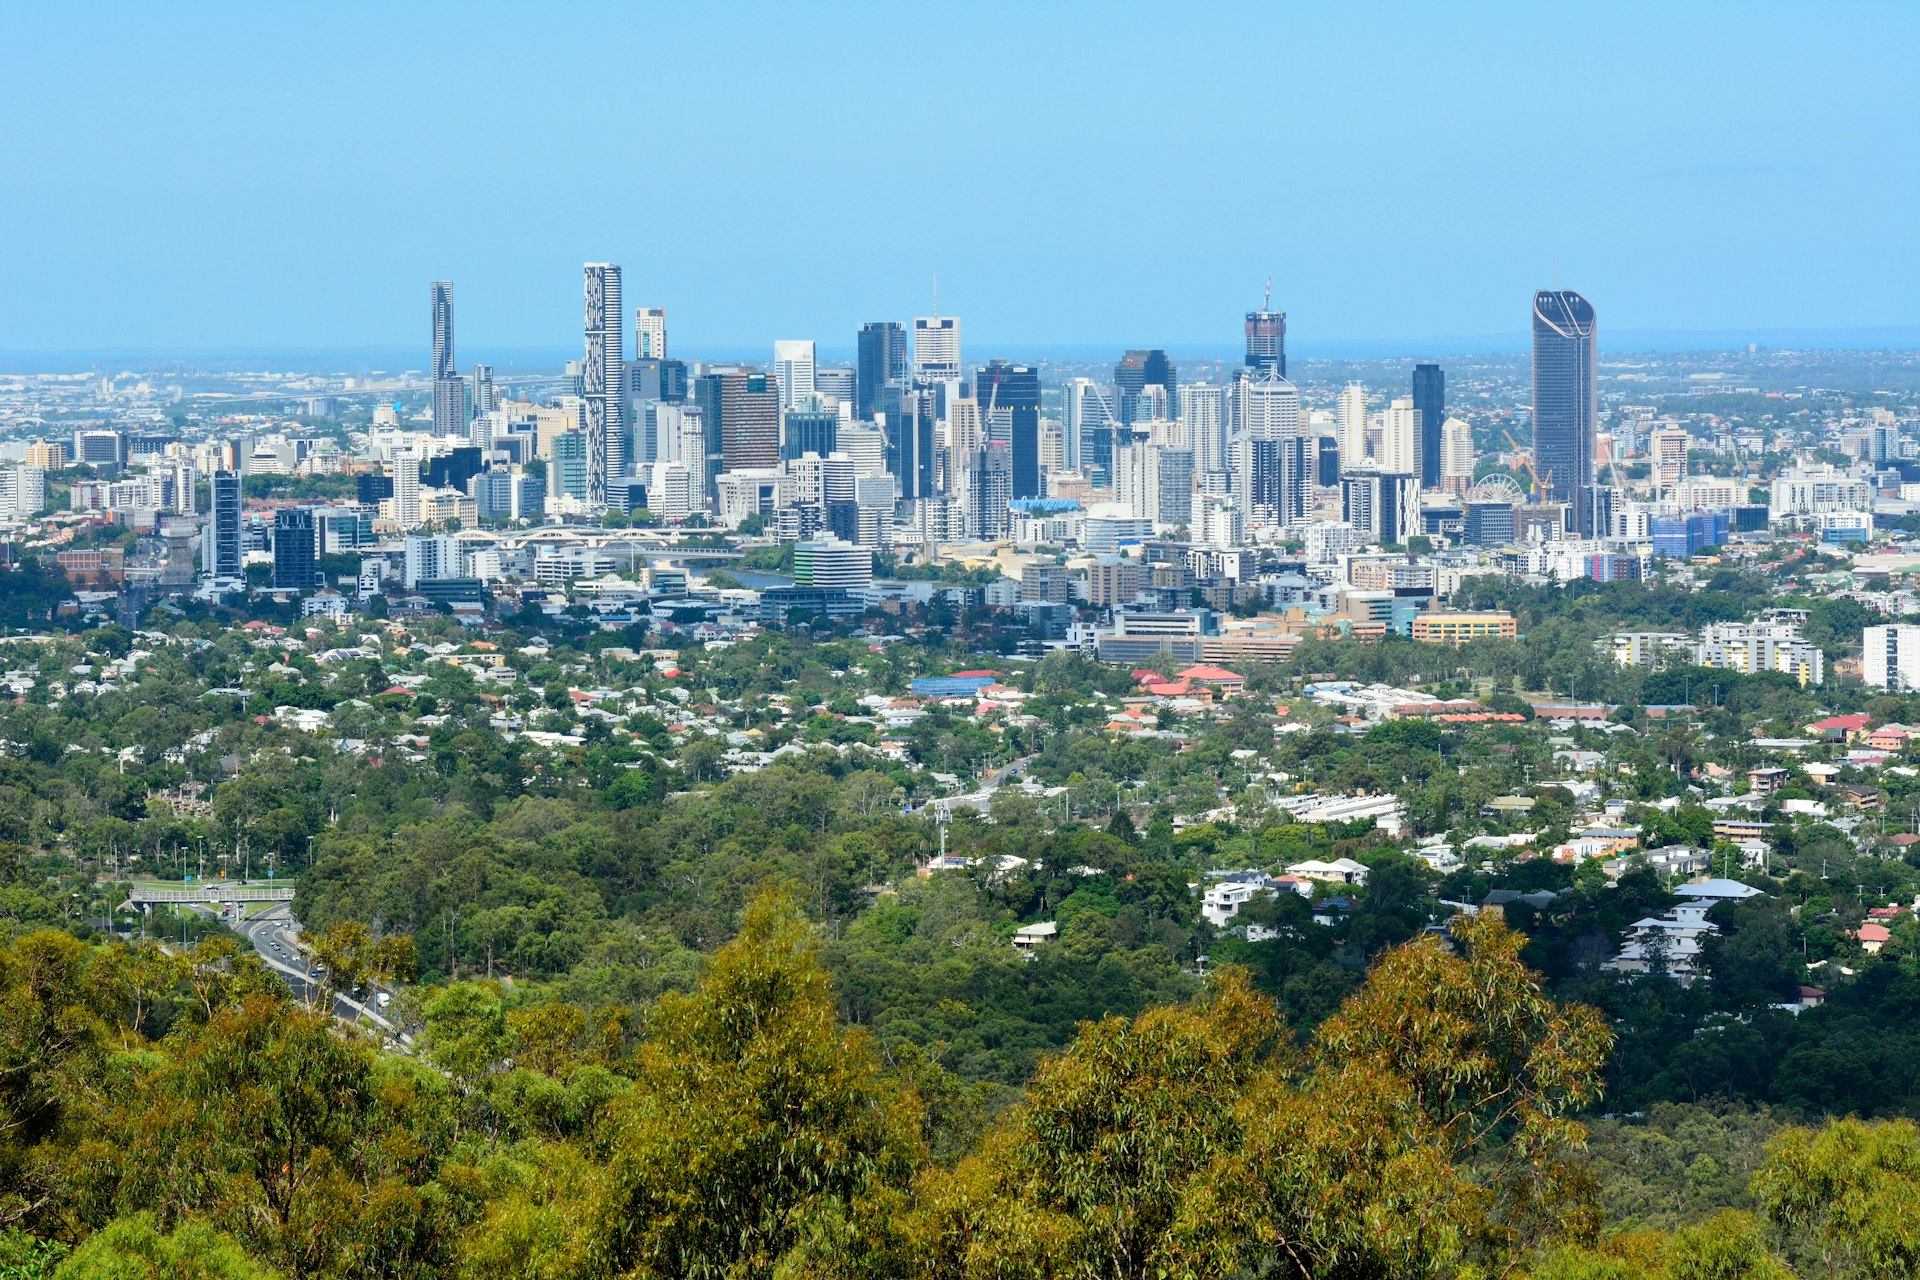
1114 349 1177 426
636 307 667 359
1532 289 1597 510
1651 426 1689 495
1248 436 1313 527
272 509 320 591
913 316 961 382
1240 369 1302 440
1441 418 1476 491
209 471 242 576
1412 363 1444 487
888 386 938 501
782 395 839 461
1338 383 1368 471
856 322 908 421
1463 499 1517 547
1316 435 1341 487
550 431 590 501
1063 377 1120 479
773 340 817 410
947 394 983 462
1245 303 1286 376
471 364 496 418
1180 384 1230 477
970 443 1014 539
976 360 1041 499
693 370 780 486
583 263 626 503
1381 397 1420 475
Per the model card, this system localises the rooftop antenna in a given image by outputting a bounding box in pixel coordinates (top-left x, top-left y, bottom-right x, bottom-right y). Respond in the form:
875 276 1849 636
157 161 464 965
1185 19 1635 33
1263 276 1272 312
932 274 939 319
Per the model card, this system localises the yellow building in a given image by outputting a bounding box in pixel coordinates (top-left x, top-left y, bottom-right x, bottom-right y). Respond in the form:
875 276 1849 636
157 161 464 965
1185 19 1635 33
1410 611 1518 645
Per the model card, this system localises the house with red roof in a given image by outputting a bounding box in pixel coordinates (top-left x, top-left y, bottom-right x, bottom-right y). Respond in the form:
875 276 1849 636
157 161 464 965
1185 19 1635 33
1809 713 1871 741
1175 664 1246 696
1853 921 1893 954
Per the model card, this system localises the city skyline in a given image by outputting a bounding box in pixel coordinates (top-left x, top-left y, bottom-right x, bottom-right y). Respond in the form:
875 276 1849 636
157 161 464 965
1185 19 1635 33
1 4 1915 352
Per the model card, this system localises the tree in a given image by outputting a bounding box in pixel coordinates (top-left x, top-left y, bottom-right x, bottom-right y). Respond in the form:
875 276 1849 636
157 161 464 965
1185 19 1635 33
584 889 925 1279
1755 1116 1920 1278
905 969 1278 1280
52 1215 279 1280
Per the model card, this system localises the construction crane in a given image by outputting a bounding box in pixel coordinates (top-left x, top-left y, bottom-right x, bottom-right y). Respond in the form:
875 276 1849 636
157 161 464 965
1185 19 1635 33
1501 428 1552 502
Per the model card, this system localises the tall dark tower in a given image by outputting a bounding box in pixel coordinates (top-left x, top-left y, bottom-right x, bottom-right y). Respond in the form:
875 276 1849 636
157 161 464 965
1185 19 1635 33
1411 363 1445 488
1245 307 1286 377
1113 349 1177 426
430 281 455 381
1531 290 1597 520
856 321 907 421
430 281 465 438
976 360 1042 499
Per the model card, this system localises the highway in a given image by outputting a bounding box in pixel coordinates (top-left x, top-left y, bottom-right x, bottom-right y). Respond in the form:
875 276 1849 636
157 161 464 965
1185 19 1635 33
236 906 409 1045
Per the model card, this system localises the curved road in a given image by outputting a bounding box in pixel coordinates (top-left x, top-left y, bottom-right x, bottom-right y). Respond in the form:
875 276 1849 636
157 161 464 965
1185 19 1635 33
237 906 410 1045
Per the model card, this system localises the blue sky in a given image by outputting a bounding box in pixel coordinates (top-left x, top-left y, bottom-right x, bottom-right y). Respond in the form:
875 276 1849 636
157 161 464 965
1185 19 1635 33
1 2 1915 355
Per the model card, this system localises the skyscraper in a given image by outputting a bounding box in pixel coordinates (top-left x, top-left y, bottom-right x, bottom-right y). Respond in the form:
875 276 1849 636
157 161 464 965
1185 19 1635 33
208 471 241 577
1064 378 1120 479
1114 349 1177 426
272 509 321 592
856 322 908 421
636 307 667 359
913 316 961 382
431 281 455 382
471 364 496 419
1531 289 1597 515
1338 382 1369 472
1245 305 1286 376
781 395 839 461
772 340 817 410
1412 363 1444 487
1380 397 1419 475
693 370 780 490
1239 369 1302 440
887 386 938 501
430 281 465 438
976 361 1041 499
583 263 626 503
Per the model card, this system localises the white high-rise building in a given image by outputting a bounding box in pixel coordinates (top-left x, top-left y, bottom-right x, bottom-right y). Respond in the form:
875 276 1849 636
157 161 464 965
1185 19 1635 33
773 340 817 410
912 316 961 382
582 263 625 503
389 454 421 528
0 466 46 518
403 533 466 587
1865 625 1920 691
1338 382 1369 471
1380 397 1420 475
636 307 667 359
1181 384 1230 476
1240 371 1302 440
1441 417 1476 488
1197 494 1245 549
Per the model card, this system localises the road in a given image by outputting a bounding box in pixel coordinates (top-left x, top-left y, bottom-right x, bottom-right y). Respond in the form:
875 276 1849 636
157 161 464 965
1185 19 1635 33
237 906 409 1044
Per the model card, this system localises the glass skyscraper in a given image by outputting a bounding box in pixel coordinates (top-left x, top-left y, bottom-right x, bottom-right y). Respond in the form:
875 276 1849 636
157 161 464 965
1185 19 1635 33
1531 290 1597 512
976 360 1041 499
1411 362 1445 488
